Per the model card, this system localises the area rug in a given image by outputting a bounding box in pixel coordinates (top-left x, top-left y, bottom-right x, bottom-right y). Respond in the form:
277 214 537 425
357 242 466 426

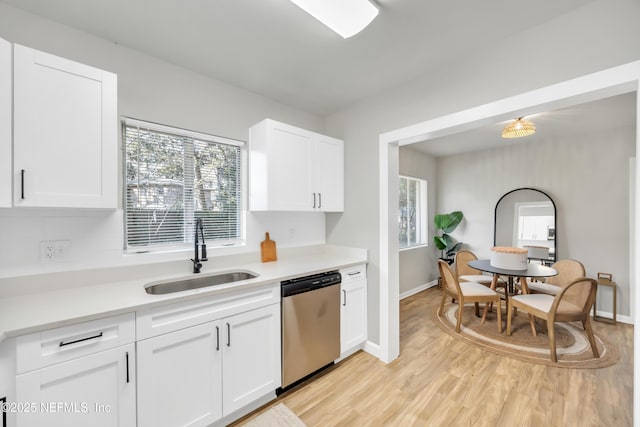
240 403 306 427
434 303 619 368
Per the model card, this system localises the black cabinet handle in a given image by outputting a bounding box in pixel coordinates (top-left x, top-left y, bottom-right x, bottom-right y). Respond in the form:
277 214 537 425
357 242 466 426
125 351 130 383
226 323 231 347
216 326 220 351
59 332 103 347
312 193 316 208
342 289 347 306
21 169 25 199
318 193 322 209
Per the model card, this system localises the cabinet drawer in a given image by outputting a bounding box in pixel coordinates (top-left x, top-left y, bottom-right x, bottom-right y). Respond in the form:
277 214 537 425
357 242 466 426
137 283 279 340
16 313 135 374
341 264 367 283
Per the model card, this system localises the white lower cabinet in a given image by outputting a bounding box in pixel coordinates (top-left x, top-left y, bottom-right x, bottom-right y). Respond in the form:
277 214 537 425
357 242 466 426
137 321 222 427
9 283 283 426
15 343 136 427
136 302 281 426
222 304 281 416
340 265 368 356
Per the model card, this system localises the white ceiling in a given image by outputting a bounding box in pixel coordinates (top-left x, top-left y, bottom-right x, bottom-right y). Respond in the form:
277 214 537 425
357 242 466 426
1 0 596 115
408 92 637 157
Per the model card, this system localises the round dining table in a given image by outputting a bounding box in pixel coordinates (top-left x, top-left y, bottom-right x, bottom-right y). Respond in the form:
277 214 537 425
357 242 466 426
467 259 557 294
467 259 558 332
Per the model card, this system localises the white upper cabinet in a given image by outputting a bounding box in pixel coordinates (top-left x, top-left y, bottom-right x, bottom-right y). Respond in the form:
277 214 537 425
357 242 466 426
313 134 344 212
249 119 344 212
0 37 11 208
13 44 117 208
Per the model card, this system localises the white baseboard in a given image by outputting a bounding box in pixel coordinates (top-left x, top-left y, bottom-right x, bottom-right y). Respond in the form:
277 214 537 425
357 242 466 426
594 309 633 325
363 340 381 359
335 343 365 363
399 280 438 300
215 391 276 426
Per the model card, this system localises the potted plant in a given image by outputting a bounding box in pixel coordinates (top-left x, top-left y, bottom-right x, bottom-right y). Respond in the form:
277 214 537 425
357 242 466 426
434 211 464 264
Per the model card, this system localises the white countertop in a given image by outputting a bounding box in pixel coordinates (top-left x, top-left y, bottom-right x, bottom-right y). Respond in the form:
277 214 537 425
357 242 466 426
0 246 367 342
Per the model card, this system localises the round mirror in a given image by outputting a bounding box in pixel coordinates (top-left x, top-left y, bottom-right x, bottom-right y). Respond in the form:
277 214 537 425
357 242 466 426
494 188 556 264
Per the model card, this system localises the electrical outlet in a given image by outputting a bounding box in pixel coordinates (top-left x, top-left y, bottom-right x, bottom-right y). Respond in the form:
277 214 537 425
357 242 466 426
288 228 296 239
40 240 71 263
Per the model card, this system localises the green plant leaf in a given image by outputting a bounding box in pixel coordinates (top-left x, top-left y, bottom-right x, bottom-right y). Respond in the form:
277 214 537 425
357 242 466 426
433 213 449 230
433 235 448 250
442 211 464 233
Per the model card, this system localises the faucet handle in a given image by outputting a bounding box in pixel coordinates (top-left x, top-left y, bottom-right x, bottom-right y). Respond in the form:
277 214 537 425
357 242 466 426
190 259 203 274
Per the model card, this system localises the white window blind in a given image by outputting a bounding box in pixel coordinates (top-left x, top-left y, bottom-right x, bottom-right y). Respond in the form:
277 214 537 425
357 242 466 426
123 118 243 251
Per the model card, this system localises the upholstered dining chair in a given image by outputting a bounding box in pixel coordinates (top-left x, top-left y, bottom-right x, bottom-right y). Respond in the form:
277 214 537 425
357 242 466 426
438 260 502 333
455 250 500 286
507 277 599 362
527 259 585 296
455 250 507 315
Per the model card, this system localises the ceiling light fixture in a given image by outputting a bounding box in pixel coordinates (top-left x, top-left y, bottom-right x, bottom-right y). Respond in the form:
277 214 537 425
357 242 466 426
501 117 536 139
290 0 379 39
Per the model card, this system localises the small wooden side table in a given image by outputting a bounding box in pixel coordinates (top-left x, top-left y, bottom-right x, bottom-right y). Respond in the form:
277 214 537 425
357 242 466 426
593 272 617 324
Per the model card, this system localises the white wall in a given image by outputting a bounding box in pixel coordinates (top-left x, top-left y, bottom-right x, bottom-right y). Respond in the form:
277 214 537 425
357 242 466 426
398 146 438 295
325 0 640 344
438 126 635 317
0 3 326 277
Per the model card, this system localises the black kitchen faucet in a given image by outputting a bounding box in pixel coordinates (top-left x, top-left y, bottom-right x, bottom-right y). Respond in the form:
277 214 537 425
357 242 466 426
191 218 208 273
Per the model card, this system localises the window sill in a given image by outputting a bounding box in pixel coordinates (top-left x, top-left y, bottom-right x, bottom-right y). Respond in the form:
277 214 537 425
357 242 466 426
399 243 429 252
124 241 246 255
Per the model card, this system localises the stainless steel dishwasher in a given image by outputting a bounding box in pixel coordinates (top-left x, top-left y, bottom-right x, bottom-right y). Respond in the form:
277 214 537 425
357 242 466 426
281 271 341 389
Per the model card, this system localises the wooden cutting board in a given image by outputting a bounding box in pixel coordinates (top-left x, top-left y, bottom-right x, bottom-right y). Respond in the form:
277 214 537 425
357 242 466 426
260 232 277 263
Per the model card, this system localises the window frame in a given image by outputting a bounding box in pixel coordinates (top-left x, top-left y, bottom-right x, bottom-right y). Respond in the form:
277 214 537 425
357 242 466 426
398 174 428 250
121 117 246 254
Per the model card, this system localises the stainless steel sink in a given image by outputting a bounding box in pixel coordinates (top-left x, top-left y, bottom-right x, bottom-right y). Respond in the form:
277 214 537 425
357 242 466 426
145 271 258 295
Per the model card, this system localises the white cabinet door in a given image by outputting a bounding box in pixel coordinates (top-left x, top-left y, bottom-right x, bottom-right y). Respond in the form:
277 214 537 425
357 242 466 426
15 344 135 427
249 119 315 211
137 321 222 427
314 135 344 212
268 123 314 211
222 303 281 416
0 37 10 207
340 266 367 355
13 44 117 208
249 119 344 212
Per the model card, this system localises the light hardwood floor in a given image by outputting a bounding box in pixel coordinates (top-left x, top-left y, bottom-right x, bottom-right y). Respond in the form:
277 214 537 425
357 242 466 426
236 287 633 426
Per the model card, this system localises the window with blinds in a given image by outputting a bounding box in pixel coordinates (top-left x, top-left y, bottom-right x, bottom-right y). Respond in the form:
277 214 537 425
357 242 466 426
399 175 427 249
123 118 243 252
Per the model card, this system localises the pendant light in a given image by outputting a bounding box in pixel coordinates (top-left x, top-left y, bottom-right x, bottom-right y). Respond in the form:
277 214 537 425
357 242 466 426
501 117 536 139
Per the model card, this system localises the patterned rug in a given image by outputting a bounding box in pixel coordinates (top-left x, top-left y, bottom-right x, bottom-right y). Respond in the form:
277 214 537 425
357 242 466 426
239 403 306 427
434 303 619 368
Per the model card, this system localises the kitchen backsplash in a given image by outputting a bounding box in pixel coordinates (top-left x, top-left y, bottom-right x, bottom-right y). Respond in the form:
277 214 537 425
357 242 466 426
0 208 326 278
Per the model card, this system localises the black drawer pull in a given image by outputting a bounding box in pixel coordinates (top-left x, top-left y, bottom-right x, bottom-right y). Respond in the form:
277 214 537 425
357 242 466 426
21 169 25 199
59 332 103 347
